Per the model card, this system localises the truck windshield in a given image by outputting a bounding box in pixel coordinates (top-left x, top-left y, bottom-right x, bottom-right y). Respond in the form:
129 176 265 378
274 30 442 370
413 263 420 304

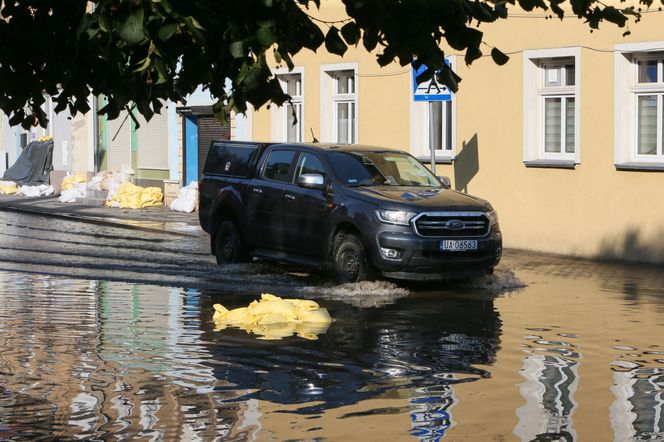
327 151 441 187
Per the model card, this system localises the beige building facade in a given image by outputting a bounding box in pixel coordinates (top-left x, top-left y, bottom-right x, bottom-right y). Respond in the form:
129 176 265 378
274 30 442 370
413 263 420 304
250 3 664 264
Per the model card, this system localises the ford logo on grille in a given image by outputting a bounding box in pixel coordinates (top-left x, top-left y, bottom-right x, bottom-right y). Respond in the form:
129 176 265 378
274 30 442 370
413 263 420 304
446 220 465 230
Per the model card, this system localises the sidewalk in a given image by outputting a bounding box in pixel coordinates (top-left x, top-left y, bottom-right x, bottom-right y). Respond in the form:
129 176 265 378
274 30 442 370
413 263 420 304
0 194 204 237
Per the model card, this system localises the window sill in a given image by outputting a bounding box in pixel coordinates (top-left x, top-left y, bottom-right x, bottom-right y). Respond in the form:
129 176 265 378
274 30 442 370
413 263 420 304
615 162 664 171
524 159 576 169
416 156 455 165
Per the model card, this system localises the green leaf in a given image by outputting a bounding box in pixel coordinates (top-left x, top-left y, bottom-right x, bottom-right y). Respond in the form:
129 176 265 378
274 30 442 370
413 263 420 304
118 8 145 44
325 26 347 56
491 47 509 66
340 22 360 45
99 14 112 33
602 6 628 27
256 24 275 46
230 41 246 59
134 56 152 72
188 16 204 30
158 23 177 41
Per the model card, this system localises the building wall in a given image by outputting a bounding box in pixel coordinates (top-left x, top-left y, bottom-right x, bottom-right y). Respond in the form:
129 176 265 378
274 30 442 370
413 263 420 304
251 3 664 264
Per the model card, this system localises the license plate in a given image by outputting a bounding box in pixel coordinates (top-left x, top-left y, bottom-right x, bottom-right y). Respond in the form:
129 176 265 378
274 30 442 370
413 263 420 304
440 240 478 252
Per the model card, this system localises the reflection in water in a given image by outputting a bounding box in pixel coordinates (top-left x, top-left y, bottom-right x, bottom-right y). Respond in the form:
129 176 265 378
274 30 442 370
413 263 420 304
2 259 664 440
0 270 502 440
611 362 664 441
515 336 580 441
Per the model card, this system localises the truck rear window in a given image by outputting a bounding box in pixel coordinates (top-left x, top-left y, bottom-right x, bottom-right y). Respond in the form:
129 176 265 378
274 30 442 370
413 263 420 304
203 142 259 178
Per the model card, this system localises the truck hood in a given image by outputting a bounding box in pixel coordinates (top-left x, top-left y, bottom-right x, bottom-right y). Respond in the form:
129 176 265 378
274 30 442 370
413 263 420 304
344 186 492 211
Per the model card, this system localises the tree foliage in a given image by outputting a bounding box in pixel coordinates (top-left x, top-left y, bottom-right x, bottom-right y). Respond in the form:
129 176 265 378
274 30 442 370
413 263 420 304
0 0 654 128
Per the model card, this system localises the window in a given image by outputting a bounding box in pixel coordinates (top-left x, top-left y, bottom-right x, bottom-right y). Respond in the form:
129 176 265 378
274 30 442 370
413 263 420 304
271 68 304 143
542 63 576 155
294 153 326 182
320 63 358 144
333 70 356 144
634 55 664 158
428 100 453 153
523 48 580 166
262 150 296 182
615 43 664 169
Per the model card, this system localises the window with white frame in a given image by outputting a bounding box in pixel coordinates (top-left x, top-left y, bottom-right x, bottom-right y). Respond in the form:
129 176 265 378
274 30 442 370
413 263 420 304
428 100 453 153
634 55 664 159
282 73 303 142
320 64 358 144
333 70 356 144
615 43 664 168
523 48 580 165
271 69 304 143
541 62 576 155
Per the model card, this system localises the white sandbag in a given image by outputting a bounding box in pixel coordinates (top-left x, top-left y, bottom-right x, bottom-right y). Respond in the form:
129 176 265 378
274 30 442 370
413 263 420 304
17 184 54 197
169 181 198 213
58 182 87 203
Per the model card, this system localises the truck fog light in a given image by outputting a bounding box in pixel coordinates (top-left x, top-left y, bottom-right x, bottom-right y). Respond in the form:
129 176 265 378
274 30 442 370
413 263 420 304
495 247 502 257
380 247 401 259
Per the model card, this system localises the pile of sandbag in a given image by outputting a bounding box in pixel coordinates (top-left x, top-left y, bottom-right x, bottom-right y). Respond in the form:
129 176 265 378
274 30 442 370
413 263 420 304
170 181 198 213
87 166 134 195
16 184 54 197
213 293 332 340
106 181 163 209
0 181 18 195
58 173 88 203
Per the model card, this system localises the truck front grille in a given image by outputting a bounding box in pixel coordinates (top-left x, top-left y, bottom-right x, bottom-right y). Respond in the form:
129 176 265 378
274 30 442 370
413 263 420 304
412 212 490 237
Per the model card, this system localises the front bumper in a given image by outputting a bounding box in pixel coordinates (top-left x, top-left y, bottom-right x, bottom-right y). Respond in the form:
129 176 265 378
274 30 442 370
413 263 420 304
370 229 502 280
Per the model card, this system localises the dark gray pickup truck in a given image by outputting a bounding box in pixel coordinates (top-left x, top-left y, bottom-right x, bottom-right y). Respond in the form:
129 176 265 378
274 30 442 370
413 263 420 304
199 141 502 283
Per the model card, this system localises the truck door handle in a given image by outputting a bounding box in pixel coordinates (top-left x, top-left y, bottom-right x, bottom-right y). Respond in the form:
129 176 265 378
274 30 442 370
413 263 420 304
284 194 295 201
252 187 263 194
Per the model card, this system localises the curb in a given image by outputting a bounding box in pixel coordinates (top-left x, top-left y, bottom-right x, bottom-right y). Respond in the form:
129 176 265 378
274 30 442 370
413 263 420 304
0 204 202 238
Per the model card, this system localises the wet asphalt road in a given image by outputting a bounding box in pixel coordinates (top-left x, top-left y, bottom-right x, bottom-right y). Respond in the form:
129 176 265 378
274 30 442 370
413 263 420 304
0 210 327 294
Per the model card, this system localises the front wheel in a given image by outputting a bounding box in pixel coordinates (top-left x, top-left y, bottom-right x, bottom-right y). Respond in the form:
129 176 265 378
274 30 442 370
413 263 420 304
214 220 249 265
332 234 375 284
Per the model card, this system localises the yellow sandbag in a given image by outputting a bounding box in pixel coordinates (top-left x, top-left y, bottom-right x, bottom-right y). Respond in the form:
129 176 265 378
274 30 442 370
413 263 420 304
295 307 332 324
107 182 163 209
61 174 86 191
212 293 333 340
0 182 18 195
285 299 320 311
248 298 298 322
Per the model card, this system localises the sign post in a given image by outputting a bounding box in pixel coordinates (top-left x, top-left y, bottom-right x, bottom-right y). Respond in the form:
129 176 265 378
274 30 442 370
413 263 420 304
412 62 452 175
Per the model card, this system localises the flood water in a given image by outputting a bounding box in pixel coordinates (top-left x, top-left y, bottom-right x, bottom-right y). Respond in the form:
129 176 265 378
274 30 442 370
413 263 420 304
0 252 662 441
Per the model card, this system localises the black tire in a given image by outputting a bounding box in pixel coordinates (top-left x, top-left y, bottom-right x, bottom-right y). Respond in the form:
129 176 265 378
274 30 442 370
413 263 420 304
214 220 249 265
332 234 375 283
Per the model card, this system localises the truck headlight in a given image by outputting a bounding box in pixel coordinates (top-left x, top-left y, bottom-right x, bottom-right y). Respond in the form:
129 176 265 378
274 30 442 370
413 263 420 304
486 210 499 225
376 209 417 226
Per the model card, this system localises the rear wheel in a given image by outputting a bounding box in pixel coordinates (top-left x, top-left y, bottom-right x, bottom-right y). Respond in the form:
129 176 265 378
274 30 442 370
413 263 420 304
332 234 375 283
215 220 249 265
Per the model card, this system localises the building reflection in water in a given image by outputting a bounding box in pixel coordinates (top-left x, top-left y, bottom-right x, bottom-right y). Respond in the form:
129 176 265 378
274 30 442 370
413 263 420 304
611 365 664 441
515 335 581 441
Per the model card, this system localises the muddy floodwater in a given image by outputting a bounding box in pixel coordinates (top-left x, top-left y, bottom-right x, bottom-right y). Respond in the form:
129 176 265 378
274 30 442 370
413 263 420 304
0 252 663 441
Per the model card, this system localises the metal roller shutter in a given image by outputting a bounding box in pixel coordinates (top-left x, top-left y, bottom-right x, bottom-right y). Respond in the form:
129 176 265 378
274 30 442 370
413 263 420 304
108 111 132 170
137 111 169 170
197 116 230 177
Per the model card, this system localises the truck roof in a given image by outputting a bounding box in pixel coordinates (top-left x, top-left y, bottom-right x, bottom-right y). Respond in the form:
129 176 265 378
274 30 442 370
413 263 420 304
269 142 403 153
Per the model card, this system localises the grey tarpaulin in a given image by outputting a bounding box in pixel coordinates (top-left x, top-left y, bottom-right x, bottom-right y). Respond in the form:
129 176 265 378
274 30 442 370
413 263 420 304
2 139 54 185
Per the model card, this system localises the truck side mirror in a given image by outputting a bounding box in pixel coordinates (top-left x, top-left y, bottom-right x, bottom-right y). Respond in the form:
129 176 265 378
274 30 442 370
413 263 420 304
298 173 325 190
437 175 451 189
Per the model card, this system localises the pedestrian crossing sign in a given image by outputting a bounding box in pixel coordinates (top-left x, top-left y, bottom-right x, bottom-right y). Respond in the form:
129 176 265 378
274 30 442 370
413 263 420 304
412 62 452 102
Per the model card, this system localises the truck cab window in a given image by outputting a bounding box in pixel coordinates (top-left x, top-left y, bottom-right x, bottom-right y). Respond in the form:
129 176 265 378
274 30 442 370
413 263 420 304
294 153 326 182
262 150 296 182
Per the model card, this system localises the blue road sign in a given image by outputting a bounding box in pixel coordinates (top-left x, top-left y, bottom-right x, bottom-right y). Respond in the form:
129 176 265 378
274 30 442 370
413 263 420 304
412 62 452 102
